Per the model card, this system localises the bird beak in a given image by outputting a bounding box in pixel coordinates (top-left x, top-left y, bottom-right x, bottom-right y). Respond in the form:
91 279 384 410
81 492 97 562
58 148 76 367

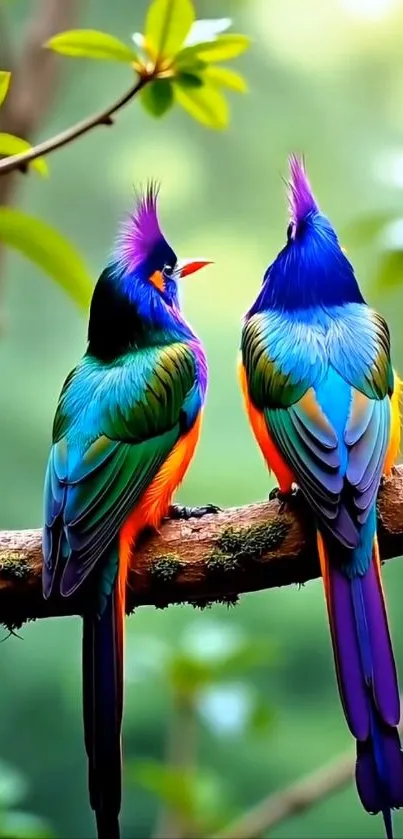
178 258 213 278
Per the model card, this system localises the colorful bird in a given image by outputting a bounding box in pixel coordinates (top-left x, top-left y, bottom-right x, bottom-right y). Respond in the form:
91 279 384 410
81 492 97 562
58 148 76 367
240 155 403 838
42 183 213 839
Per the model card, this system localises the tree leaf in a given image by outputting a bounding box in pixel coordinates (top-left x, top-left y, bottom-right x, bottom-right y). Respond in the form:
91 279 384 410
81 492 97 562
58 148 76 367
144 0 195 61
376 249 403 290
177 34 250 65
184 18 232 47
176 71 204 88
204 65 248 92
0 70 11 107
174 81 229 129
131 761 195 818
0 133 48 176
0 208 93 309
44 29 138 63
140 79 174 117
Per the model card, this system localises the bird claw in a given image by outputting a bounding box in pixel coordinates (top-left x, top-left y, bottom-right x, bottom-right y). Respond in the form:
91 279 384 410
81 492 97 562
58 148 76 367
268 486 300 513
169 503 222 521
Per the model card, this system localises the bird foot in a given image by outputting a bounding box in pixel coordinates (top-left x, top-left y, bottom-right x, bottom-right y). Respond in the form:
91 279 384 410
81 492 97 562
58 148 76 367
269 486 300 513
168 503 222 521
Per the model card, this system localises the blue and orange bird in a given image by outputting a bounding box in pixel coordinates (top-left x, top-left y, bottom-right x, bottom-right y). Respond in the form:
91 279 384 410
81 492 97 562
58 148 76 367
240 156 403 837
42 184 213 839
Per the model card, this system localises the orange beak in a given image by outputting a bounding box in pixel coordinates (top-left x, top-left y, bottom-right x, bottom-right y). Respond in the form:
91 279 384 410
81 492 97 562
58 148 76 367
178 258 213 278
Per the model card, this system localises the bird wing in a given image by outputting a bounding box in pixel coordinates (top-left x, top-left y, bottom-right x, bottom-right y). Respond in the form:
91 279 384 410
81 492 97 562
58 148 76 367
241 308 393 549
43 341 203 598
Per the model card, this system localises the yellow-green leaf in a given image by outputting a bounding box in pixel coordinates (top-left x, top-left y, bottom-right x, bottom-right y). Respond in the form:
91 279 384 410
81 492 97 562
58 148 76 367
45 29 138 63
178 34 250 64
0 133 48 176
141 79 174 117
0 208 92 309
174 81 229 129
144 0 195 61
204 65 247 93
0 71 11 107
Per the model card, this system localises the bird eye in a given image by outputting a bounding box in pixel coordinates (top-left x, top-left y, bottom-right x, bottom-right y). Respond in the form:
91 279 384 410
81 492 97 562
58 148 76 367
287 223 295 242
163 263 173 277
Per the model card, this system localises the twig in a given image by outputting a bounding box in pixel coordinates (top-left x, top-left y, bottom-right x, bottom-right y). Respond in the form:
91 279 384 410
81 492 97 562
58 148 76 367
0 466 402 629
213 707 403 839
212 749 355 839
0 70 150 177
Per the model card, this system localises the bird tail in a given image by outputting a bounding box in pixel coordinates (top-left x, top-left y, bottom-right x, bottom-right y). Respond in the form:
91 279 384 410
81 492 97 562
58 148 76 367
82 543 125 839
317 529 403 839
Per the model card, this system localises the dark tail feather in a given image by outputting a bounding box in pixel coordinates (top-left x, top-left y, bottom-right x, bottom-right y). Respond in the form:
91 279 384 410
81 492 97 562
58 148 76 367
82 547 125 839
317 531 403 838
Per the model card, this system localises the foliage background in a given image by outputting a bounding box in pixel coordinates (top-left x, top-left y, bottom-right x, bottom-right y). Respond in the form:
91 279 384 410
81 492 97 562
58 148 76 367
2 0 403 836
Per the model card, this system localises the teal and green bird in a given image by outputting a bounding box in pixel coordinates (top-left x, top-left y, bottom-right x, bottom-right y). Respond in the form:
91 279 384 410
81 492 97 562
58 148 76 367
240 156 403 838
42 183 213 839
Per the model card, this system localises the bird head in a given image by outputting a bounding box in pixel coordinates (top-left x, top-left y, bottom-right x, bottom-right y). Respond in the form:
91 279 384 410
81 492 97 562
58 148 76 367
88 183 212 360
249 155 364 313
114 181 211 309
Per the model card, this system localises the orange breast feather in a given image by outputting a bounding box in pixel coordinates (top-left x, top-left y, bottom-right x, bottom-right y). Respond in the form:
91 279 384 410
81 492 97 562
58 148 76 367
120 411 203 568
384 371 402 476
238 360 294 493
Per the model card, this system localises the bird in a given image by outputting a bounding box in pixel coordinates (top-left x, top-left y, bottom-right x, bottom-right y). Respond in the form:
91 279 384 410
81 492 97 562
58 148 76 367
240 155 403 838
42 182 214 839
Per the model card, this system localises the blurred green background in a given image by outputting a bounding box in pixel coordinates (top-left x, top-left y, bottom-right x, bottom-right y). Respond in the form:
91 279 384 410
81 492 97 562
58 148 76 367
2 0 403 836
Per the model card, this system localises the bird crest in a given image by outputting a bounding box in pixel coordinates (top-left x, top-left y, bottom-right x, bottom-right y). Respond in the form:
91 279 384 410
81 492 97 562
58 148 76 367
114 181 168 274
287 154 319 229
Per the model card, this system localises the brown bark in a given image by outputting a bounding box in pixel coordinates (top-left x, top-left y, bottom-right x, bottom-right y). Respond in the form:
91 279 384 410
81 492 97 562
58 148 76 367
0 466 402 629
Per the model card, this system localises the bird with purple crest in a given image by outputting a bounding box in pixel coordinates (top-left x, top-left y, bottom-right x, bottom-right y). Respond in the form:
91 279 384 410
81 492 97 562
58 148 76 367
42 182 214 839
240 155 403 839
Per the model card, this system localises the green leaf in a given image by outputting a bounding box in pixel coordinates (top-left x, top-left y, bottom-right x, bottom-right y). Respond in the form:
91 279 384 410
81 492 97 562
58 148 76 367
177 34 250 65
184 18 232 46
376 249 403 289
131 762 195 818
145 0 195 61
176 71 204 88
0 208 93 309
131 761 231 832
345 212 394 246
204 65 248 92
174 81 229 129
0 133 48 176
45 29 138 63
141 79 174 117
0 71 10 107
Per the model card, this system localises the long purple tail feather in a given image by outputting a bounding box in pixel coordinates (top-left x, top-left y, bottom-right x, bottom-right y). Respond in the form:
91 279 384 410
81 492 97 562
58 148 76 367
317 532 403 839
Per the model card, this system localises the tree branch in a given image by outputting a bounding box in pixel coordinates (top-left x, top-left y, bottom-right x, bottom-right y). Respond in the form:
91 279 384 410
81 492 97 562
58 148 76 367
0 72 149 176
0 467 402 629
213 705 403 839
212 749 355 839
0 0 81 192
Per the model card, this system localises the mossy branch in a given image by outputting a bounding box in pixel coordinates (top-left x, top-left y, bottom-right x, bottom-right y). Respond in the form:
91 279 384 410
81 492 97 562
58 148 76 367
0 466 402 629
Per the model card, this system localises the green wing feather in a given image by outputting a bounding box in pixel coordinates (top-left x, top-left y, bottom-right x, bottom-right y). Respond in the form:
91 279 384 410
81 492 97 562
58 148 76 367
43 342 200 600
241 307 393 548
